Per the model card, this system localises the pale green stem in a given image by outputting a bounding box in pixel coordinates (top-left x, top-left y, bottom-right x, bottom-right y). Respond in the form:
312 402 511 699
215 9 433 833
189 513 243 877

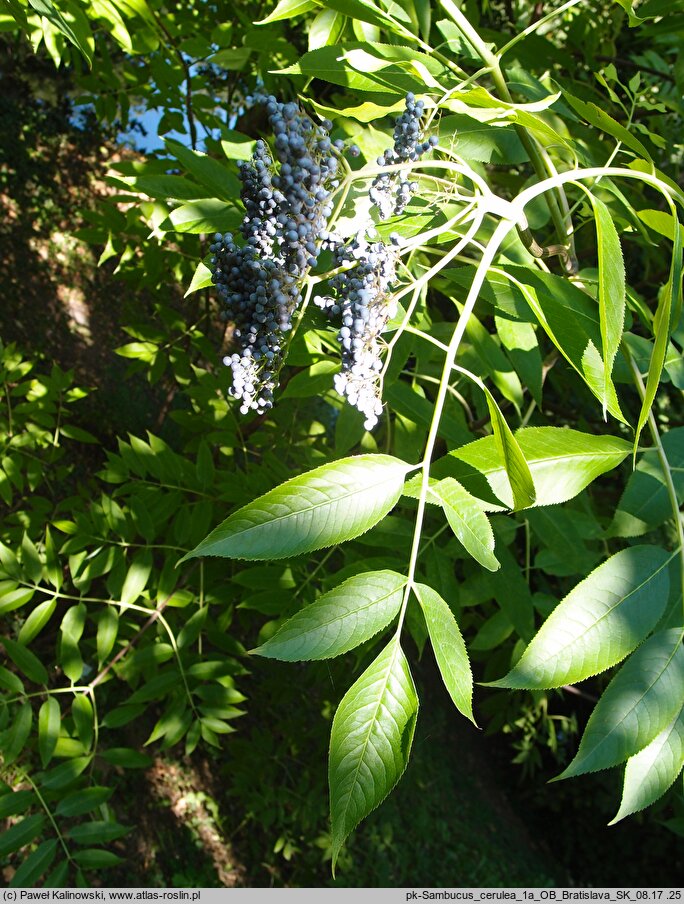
4 685 92 706
198 560 205 656
24 772 74 864
392 211 486 307
383 209 484 380
498 0 586 58
16 583 199 717
512 166 684 212
627 352 684 615
4 383 12 437
403 325 448 353
439 0 576 266
396 217 517 631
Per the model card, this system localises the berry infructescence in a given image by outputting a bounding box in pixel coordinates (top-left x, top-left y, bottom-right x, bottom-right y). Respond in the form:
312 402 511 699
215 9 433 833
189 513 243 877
210 93 435 426
316 94 436 429
210 96 339 414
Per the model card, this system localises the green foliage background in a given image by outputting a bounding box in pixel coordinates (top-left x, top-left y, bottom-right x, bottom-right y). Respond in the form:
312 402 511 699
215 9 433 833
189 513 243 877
0 0 683 887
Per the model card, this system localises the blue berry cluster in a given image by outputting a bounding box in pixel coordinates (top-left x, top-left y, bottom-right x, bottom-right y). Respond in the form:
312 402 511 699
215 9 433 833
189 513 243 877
312 93 439 429
316 232 398 430
369 93 438 219
210 95 339 414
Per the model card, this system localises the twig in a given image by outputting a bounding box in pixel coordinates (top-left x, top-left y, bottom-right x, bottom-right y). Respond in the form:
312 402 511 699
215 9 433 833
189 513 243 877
88 564 197 690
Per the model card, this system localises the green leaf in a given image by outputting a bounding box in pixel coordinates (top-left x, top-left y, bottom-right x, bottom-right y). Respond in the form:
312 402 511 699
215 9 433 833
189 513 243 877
100 747 153 769
0 586 35 616
67 821 131 845
308 7 345 50
177 607 208 650
0 665 25 694
280 360 339 399
97 606 119 665
182 454 412 562
72 848 125 869
495 316 542 405
563 91 653 161
610 702 684 824
0 789 36 819
18 597 58 645
428 478 499 571
43 860 69 888
277 42 445 95
463 312 524 412
72 694 94 750
329 637 418 871
220 130 256 160
414 583 474 723
3 702 32 766
499 266 626 422
2 636 48 683
59 603 86 682
581 190 626 415
184 260 213 297
118 174 206 200
256 0 317 23
41 756 92 790
0 813 45 858
38 696 61 767
21 533 42 583
121 550 152 606
489 546 672 689
55 786 113 819
438 114 527 164
60 425 99 443
9 838 58 887
556 629 684 780
252 570 406 660
164 139 240 200
27 0 93 65
167 199 242 235
479 381 535 509
430 427 631 511
318 0 405 31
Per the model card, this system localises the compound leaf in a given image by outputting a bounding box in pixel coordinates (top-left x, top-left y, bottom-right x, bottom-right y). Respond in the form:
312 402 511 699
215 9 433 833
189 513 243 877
489 546 671 688
329 637 418 871
557 629 684 780
182 455 412 561
252 570 406 661
414 583 474 723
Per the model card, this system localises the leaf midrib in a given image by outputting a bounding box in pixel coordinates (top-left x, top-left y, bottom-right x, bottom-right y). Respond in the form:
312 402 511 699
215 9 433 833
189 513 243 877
577 636 684 770
270 579 406 652
336 640 402 842
429 485 493 554
210 469 404 545
455 448 627 479
524 551 672 679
